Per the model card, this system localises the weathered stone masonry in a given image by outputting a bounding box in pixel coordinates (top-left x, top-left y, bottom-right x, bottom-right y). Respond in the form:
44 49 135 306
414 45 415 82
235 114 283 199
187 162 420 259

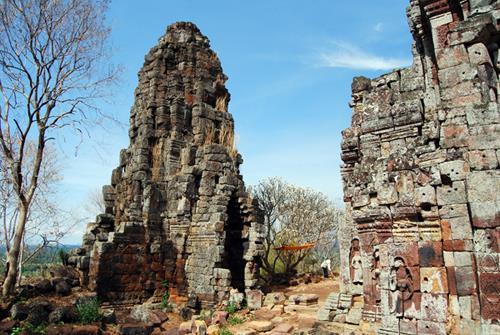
327 0 499 334
69 22 264 307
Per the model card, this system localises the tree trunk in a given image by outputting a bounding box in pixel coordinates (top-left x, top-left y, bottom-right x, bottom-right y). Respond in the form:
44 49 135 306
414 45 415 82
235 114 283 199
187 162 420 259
17 240 24 286
2 204 28 296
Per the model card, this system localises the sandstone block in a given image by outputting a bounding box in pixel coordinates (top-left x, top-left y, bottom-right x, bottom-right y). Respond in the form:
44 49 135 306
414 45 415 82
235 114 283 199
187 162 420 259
453 252 473 267
468 124 500 149
421 293 448 323
272 323 294 333
377 183 399 205
439 160 469 181
440 125 469 148
118 323 153 335
288 294 319 306
352 76 371 93
467 43 492 66
417 320 447 335
449 216 473 240
421 267 448 294
263 292 286 306
399 319 417 334
455 266 476 296
345 307 362 325
387 242 419 266
415 185 437 206
236 330 256 335
467 150 498 170
466 170 499 202
246 290 263 310
438 204 469 219
211 311 228 325
436 45 469 69
438 63 478 88
436 182 467 205
247 321 273 332
418 241 444 267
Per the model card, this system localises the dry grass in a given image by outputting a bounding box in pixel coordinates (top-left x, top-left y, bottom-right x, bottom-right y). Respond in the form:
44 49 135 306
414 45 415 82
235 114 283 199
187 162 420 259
216 94 228 112
202 122 238 158
151 140 163 181
219 123 238 158
203 122 216 146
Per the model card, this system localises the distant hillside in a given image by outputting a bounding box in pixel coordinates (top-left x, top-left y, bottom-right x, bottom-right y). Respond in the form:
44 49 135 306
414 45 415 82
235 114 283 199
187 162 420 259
0 244 80 277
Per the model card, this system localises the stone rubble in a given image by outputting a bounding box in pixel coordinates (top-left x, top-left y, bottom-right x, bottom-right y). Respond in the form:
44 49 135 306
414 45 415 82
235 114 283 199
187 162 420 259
171 288 323 335
69 22 264 308
327 0 500 334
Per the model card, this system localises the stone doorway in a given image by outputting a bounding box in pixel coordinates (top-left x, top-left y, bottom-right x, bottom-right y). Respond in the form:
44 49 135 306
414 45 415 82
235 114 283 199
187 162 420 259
223 194 247 292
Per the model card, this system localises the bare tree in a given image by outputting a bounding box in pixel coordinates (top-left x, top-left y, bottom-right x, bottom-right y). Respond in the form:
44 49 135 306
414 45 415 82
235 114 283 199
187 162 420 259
0 142 59 254
0 141 82 284
84 187 105 216
253 178 342 282
0 0 116 296
251 178 287 279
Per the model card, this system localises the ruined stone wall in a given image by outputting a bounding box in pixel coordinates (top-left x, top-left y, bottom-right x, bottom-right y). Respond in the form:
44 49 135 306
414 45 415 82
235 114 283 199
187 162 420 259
338 0 499 334
70 22 264 307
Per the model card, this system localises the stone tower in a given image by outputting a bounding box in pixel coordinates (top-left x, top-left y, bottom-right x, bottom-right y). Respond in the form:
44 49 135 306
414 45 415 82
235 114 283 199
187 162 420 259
319 1 499 334
70 22 264 307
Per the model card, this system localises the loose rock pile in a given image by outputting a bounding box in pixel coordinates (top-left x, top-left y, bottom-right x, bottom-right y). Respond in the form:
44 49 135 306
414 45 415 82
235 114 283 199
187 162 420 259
176 290 321 335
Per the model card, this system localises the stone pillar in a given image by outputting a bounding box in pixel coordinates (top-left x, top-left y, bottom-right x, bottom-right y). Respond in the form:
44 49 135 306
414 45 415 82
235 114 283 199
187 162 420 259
338 1 499 334
69 22 264 308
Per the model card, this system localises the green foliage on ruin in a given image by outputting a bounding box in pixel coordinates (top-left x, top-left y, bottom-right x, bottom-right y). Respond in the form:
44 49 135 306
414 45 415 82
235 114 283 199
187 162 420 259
227 314 245 326
219 326 233 335
161 280 173 311
224 301 238 314
10 322 47 335
76 298 102 324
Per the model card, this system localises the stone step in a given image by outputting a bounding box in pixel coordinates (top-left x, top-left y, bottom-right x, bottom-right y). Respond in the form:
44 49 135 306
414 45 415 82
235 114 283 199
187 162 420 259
288 294 319 306
337 294 353 310
247 320 274 332
284 304 318 314
317 307 331 321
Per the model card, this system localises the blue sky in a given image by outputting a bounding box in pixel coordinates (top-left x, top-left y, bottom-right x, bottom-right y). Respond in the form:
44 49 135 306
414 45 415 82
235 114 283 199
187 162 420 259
59 0 414 243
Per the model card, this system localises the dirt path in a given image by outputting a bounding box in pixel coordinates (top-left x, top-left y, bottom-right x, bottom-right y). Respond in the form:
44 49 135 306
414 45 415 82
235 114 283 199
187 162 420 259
227 276 340 334
282 276 339 305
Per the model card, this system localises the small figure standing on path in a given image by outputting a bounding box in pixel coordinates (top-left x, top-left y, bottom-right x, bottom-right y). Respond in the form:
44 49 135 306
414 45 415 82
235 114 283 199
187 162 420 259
320 258 331 278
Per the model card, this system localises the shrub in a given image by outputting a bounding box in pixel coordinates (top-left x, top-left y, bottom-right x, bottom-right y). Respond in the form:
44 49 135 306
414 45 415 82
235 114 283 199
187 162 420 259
58 249 69 266
224 301 238 314
76 298 102 324
219 326 233 335
228 314 244 326
161 280 172 311
11 323 47 335
200 309 213 321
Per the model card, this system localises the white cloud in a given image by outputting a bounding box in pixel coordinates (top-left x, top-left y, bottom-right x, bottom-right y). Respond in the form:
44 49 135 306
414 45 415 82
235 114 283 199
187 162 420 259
374 22 384 32
317 41 411 71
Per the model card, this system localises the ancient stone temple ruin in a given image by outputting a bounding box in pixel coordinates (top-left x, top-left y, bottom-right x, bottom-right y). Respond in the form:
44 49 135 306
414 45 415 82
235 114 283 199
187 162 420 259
70 22 264 307
321 0 499 334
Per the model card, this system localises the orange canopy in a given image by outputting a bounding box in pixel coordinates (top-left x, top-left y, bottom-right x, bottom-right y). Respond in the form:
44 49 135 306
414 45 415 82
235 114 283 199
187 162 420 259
274 243 315 251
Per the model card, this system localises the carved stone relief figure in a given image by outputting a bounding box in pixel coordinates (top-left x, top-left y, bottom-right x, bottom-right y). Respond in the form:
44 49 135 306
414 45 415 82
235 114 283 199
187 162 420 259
352 254 363 284
349 238 363 285
371 246 381 303
389 257 413 318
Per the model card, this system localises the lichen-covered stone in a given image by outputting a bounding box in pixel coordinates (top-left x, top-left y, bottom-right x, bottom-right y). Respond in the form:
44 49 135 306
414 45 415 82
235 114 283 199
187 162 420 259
70 22 264 307
331 0 500 333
